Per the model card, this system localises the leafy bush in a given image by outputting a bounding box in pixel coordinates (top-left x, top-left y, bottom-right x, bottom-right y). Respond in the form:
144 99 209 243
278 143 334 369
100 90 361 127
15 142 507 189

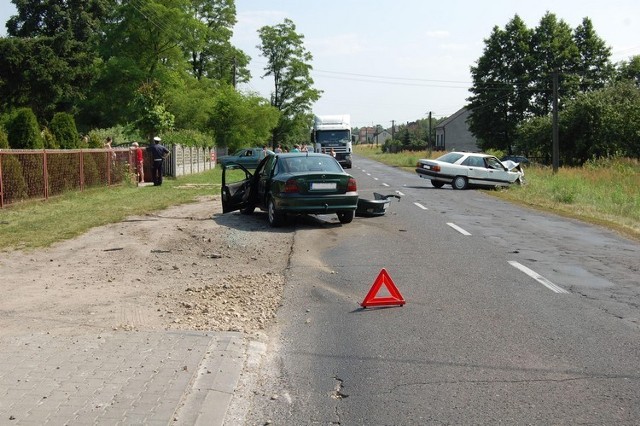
50 112 80 149
7 108 43 149
382 140 403 153
0 155 28 202
0 128 8 148
82 153 101 187
41 127 59 149
87 126 142 148
160 129 214 148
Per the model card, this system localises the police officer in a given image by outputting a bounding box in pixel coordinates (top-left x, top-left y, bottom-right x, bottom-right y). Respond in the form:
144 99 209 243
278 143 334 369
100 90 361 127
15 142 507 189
146 136 170 186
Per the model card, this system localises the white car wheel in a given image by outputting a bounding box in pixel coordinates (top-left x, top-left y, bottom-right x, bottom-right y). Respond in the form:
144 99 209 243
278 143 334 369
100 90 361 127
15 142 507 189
452 176 468 190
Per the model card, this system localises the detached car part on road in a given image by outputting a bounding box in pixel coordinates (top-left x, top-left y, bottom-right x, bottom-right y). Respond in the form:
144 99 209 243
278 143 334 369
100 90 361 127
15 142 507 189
356 193 401 217
221 152 359 227
415 151 525 190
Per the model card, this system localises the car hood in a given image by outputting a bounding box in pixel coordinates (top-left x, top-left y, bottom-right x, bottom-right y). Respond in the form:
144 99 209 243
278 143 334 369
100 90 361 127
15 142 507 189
502 160 524 173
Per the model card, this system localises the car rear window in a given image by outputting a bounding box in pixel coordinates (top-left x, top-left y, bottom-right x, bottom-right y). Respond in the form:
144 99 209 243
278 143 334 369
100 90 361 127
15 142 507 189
280 156 343 173
436 152 464 164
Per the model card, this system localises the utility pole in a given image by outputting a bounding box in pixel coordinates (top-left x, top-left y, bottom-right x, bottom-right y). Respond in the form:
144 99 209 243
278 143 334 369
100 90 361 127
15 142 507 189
391 120 395 140
428 111 432 151
232 56 237 89
552 70 559 173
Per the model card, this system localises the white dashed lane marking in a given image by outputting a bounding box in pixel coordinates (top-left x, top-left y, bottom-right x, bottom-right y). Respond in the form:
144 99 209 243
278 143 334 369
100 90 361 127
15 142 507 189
508 261 569 294
414 202 428 210
447 222 471 236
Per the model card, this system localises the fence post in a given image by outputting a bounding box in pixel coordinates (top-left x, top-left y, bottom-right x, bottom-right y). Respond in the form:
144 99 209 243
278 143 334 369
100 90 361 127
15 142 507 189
79 150 84 191
0 153 4 208
43 150 49 200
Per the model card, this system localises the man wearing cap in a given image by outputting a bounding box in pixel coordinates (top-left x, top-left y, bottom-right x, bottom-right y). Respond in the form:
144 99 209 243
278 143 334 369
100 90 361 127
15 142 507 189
146 136 170 186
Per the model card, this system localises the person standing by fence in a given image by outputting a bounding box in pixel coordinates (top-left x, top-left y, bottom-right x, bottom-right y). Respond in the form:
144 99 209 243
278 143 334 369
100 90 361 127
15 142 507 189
131 142 144 184
146 136 169 186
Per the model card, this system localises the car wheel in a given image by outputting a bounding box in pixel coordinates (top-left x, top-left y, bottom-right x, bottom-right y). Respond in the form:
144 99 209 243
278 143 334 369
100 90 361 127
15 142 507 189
337 210 354 224
267 197 284 227
431 180 445 188
452 176 468 190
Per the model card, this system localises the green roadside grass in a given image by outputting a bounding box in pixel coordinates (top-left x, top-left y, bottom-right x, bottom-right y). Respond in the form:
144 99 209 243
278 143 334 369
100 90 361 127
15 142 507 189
0 169 222 251
354 145 640 241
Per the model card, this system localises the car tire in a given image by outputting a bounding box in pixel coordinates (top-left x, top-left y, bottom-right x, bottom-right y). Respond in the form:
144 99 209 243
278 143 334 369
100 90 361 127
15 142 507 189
431 180 445 188
337 210 354 224
267 197 285 227
452 176 468 190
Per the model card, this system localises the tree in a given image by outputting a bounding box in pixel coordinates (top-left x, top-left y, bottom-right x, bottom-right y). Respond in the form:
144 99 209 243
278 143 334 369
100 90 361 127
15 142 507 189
573 18 614 93
468 12 615 155
208 84 279 152
6 108 43 149
6 0 113 40
562 81 640 161
468 15 533 152
185 0 250 84
0 127 8 149
50 112 80 149
529 13 580 116
132 81 175 138
616 55 640 86
1 0 113 120
102 0 193 79
257 19 322 147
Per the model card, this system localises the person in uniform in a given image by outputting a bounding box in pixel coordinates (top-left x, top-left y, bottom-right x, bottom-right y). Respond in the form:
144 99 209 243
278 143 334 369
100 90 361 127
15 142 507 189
146 136 169 186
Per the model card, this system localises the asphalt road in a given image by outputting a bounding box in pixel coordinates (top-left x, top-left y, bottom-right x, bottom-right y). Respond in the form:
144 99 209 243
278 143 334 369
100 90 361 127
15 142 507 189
244 154 640 425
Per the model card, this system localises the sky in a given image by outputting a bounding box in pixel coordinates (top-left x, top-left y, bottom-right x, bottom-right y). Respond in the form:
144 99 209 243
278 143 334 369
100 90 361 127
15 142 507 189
1 0 639 128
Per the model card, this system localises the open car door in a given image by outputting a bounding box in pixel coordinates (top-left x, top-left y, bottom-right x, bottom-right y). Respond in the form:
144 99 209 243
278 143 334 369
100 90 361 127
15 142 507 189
221 163 254 213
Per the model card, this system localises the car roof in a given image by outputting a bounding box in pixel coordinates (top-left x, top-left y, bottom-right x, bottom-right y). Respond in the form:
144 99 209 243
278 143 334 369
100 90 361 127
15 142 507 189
273 152 329 158
448 151 493 158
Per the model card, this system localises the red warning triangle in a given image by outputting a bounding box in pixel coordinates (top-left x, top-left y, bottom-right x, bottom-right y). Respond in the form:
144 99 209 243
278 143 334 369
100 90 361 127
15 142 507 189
361 268 405 308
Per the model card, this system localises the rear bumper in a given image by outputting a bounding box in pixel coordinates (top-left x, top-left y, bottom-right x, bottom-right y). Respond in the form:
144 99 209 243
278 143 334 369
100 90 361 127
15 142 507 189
415 168 453 181
274 193 358 214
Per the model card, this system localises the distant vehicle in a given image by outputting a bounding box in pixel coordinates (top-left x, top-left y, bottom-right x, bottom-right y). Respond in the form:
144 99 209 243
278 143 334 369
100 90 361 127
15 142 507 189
311 114 353 168
415 151 525 189
221 152 359 227
217 147 274 169
501 155 530 165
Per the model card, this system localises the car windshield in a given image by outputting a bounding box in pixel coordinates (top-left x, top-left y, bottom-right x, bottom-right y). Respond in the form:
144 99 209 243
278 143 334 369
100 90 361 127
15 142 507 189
486 156 505 170
316 130 350 143
436 152 464 164
279 156 343 173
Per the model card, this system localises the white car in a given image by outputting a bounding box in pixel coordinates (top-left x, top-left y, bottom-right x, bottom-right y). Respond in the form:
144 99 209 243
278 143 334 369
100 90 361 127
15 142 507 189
415 152 525 190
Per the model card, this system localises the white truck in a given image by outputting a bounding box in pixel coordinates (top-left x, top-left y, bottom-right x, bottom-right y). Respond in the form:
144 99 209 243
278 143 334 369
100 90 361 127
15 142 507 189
311 114 353 168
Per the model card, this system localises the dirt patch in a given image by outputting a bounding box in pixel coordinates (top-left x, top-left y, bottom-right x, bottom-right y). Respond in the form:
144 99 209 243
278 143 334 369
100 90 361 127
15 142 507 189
0 196 294 337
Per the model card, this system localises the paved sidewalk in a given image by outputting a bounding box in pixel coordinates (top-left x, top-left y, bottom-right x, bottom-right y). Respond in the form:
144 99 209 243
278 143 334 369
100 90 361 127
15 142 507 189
0 330 245 425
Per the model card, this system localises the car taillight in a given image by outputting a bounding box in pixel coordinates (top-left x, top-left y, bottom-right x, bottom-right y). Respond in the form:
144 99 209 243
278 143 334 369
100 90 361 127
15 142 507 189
284 179 299 193
433 165 441 172
347 177 357 192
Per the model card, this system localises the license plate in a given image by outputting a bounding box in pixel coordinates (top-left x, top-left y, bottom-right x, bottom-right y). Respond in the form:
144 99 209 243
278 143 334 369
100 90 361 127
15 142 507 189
422 164 431 169
310 182 336 190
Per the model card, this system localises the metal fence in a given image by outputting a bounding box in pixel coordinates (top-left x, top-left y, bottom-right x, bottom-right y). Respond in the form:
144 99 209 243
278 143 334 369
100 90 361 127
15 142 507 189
0 145 218 208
